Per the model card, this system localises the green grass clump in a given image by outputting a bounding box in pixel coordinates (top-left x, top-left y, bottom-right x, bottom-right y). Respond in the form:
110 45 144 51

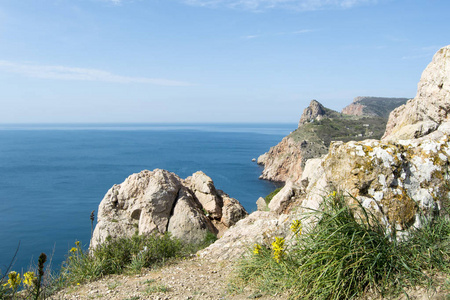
234 192 450 299
265 187 283 204
60 231 215 286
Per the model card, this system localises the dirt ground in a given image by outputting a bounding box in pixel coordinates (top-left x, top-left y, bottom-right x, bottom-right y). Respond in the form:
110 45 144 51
49 257 277 300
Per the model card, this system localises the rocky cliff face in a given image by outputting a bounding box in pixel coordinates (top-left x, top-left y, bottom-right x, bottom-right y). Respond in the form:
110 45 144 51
257 135 327 182
342 96 409 118
200 45 450 261
383 45 450 140
90 169 247 249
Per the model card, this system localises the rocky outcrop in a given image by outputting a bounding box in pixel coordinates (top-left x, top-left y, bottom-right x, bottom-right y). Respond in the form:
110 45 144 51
383 45 450 141
342 96 409 118
299 100 325 126
90 169 247 249
185 171 223 219
256 197 268 211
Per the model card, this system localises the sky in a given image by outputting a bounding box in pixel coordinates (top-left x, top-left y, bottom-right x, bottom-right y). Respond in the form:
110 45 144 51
0 0 448 123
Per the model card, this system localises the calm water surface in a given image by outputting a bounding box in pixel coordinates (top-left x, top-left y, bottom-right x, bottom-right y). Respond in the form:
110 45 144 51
0 123 294 272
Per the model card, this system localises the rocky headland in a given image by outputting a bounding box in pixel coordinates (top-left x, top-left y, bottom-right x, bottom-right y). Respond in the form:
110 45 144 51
63 44 450 300
257 97 408 183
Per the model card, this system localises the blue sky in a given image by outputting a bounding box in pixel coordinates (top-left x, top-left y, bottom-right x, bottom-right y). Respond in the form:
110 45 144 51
0 0 448 123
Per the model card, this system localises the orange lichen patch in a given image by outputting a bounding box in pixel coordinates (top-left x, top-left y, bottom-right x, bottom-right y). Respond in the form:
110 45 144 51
362 144 374 154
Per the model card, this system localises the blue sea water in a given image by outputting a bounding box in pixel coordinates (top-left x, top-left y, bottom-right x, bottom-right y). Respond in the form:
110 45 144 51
0 123 294 273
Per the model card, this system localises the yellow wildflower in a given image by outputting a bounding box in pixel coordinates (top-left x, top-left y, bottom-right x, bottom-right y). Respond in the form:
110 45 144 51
253 243 262 255
75 241 80 247
70 247 78 253
23 271 36 287
271 237 285 263
328 191 337 198
3 271 21 290
290 219 302 235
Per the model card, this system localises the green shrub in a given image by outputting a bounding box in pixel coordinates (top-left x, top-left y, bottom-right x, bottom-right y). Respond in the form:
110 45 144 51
60 233 184 285
265 187 283 204
60 231 217 286
234 192 450 299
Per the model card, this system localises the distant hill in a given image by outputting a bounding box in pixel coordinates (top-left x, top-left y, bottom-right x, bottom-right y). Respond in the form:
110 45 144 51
342 96 409 119
258 97 408 183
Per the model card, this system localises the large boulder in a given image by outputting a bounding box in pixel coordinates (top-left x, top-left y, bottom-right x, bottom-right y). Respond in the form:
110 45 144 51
184 171 223 219
383 45 450 141
90 169 248 249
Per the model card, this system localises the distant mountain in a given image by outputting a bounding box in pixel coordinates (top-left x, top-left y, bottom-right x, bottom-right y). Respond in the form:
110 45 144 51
342 96 409 119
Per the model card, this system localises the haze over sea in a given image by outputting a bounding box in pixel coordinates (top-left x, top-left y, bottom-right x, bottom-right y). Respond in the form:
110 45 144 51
0 123 293 272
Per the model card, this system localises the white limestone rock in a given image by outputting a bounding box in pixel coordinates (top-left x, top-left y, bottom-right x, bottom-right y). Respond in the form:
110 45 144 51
268 181 295 214
90 169 248 249
185 171 223 219
198 211 292 261
298 137 450 233
167 187 215 244
256 197 268 211
219 189 247 228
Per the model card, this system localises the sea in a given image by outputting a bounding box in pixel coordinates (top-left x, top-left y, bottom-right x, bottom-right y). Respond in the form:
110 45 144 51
0 123 294 273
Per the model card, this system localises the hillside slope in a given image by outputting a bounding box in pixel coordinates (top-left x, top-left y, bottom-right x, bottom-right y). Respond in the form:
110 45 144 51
342 96 409 118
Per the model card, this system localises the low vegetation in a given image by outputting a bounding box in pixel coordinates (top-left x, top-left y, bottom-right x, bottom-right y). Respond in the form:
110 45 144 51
355 97 408 119
290 115 388 146
265 187 283 205
0 232 216 299
233 192 450 299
